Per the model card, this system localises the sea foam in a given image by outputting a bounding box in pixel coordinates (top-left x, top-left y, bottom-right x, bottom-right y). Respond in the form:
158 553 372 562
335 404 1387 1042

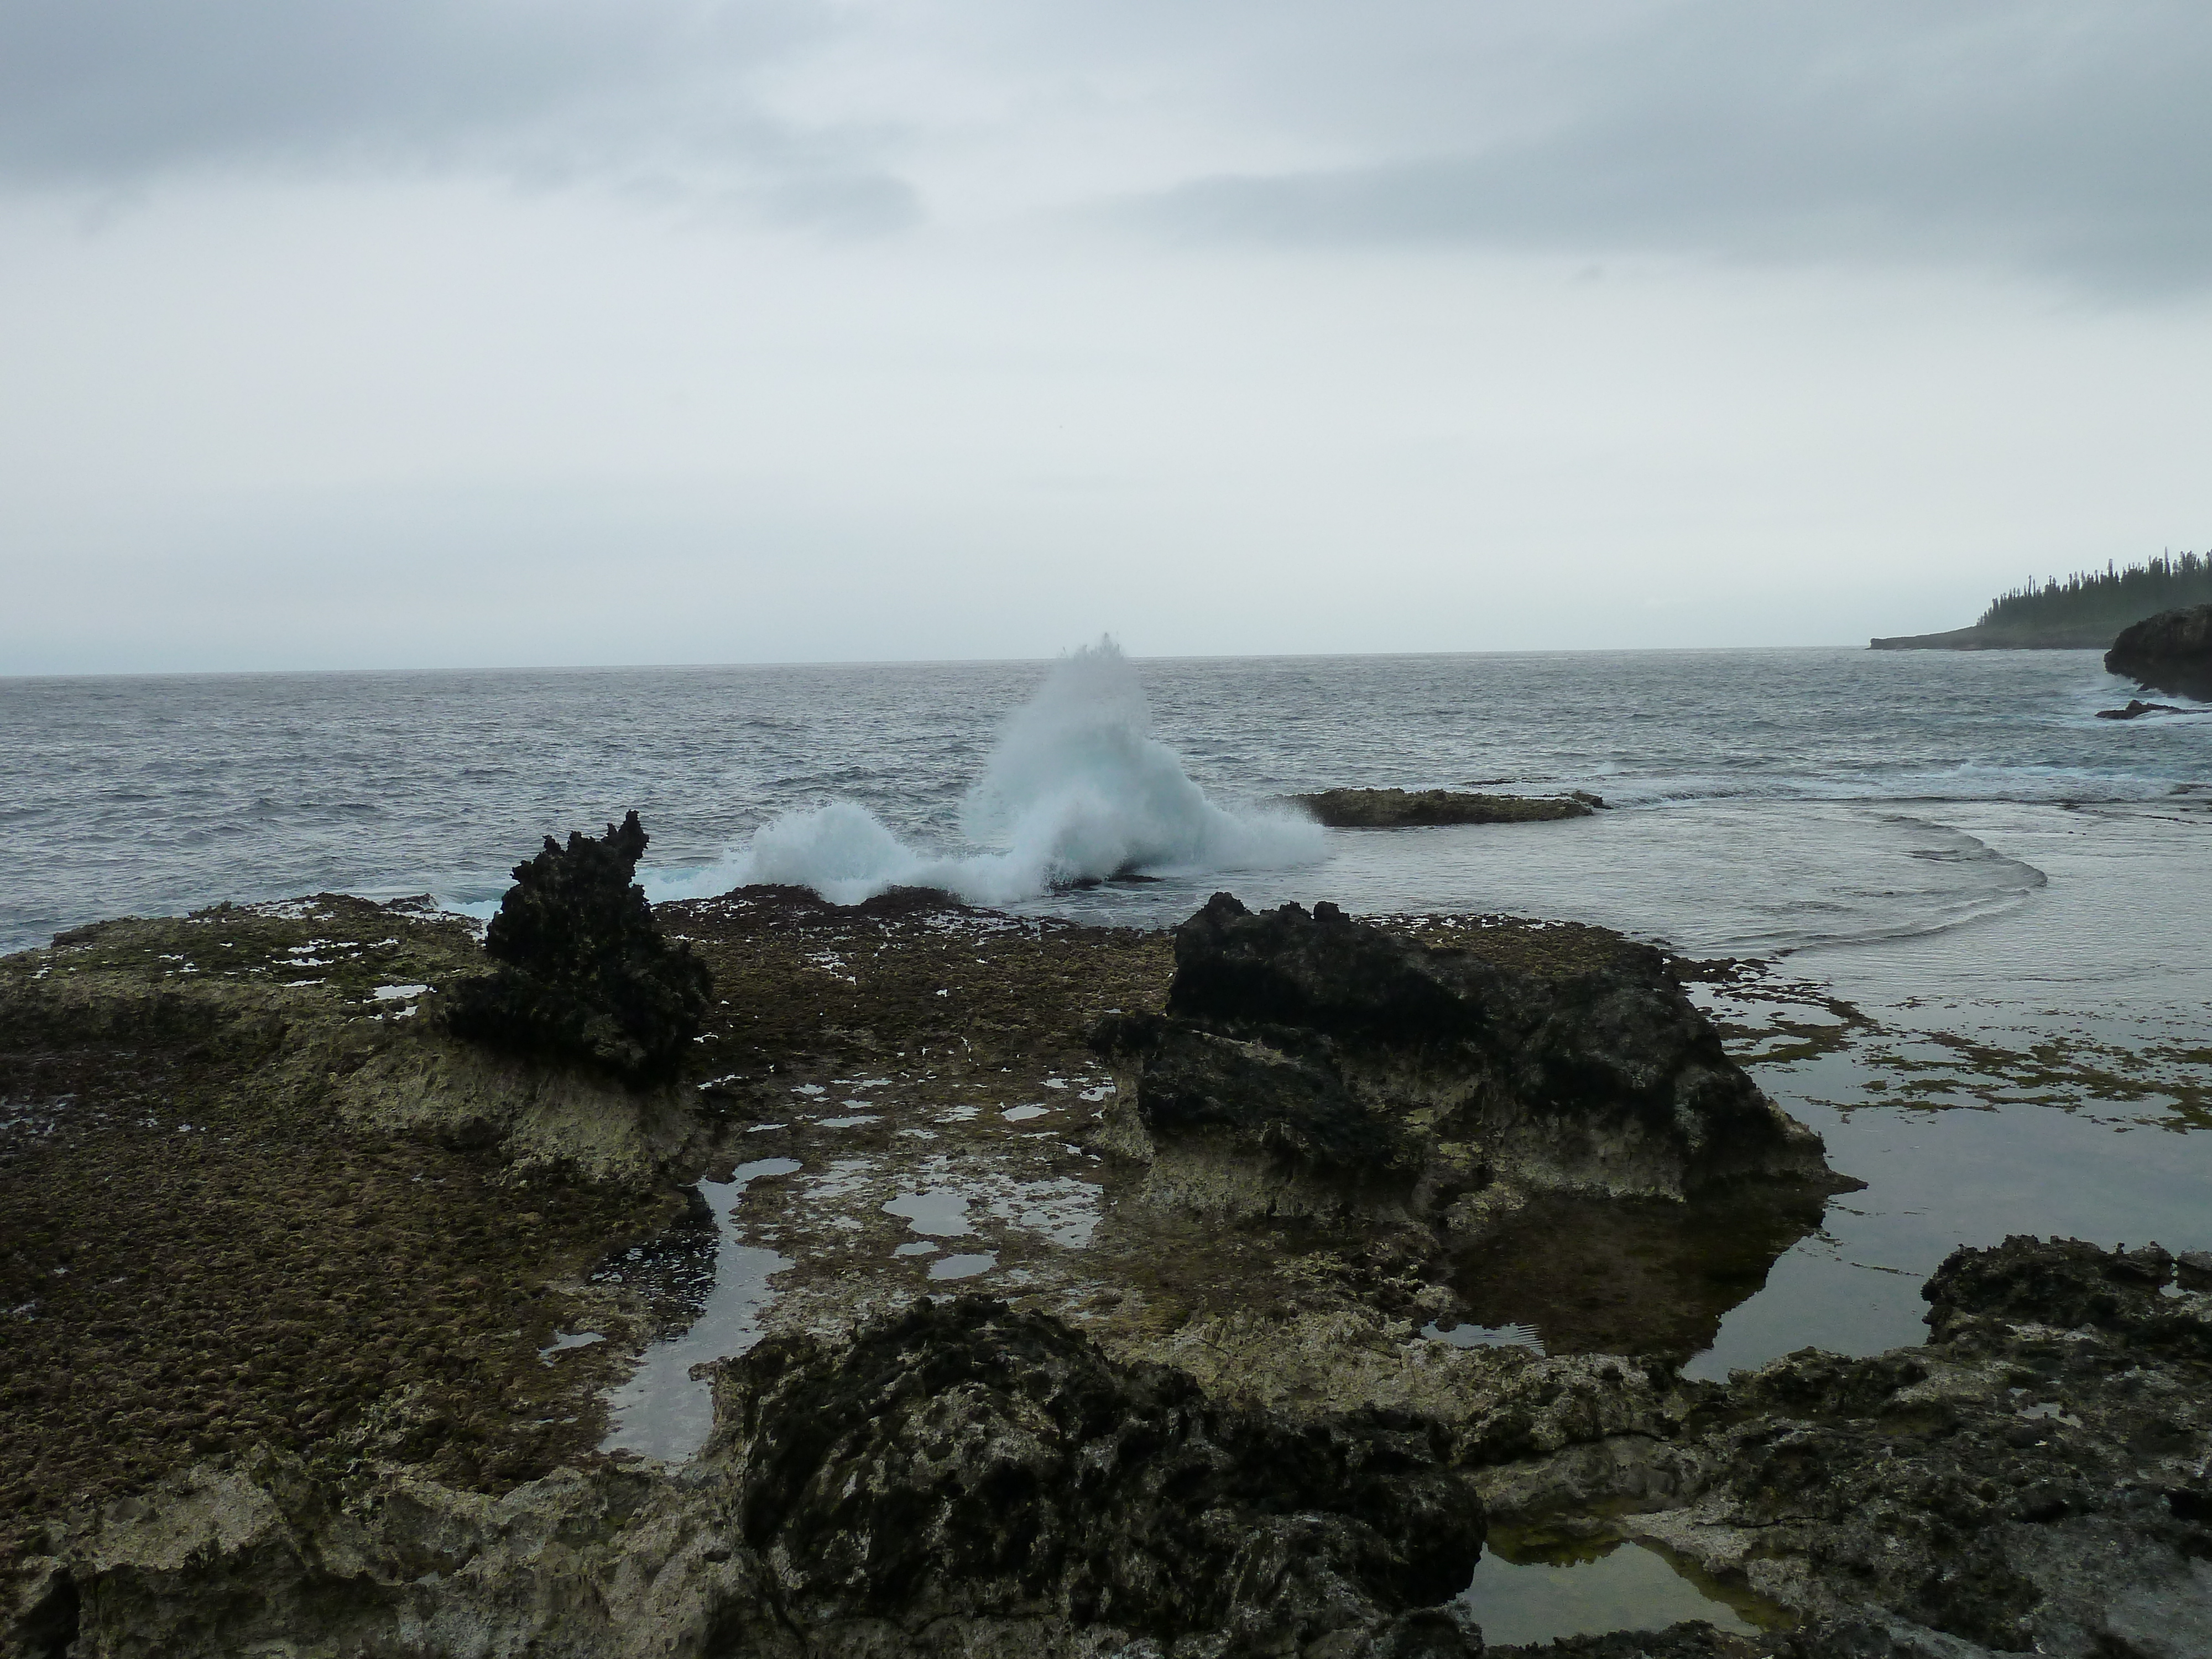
657 639 1323 907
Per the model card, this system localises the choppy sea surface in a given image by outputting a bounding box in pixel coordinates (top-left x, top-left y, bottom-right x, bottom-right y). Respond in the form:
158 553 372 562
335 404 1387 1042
5 645 2209 1374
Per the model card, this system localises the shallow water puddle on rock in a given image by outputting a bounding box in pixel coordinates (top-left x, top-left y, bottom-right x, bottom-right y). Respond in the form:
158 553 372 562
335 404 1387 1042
884 1187 975 1236
599 1157 801 1462
928 1252 997 1280
1456 1537 1770 1647
1446 1186 1824 1363
1685 1046 2212 1378
1421 1319 1541 1352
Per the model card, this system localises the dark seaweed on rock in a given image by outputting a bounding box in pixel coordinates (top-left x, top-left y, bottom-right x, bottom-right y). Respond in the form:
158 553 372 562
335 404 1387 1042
445 811 710 1083
711 1295 1486 1646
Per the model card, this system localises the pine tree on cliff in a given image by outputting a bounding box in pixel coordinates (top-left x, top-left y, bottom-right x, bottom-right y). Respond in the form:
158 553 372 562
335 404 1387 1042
446 811 711 1083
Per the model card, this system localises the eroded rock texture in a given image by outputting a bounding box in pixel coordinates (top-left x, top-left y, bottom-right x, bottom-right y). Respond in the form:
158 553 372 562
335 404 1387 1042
17 1241 2212 1658
1597 1237 2212 1659
446 811 712 1082
2105 603 2212 701
713 1297 1484 1651
9 1297 1487 1659
1091 894 1833 1230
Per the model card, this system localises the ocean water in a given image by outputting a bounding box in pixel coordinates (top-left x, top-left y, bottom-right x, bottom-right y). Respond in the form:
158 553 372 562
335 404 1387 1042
6 645 2208 1372
6 645 2203 953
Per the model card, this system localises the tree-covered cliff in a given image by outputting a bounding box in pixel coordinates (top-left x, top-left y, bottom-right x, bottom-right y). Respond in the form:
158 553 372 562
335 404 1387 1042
1872 550 2212 650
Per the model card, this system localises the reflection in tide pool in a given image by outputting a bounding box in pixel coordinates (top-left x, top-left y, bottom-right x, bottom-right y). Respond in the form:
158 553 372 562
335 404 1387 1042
599 1158 800 1462
1457 1537 1771 1646
1446 1186 1828 1363
1421 1320 1541 1352
1687 1060 2212 1379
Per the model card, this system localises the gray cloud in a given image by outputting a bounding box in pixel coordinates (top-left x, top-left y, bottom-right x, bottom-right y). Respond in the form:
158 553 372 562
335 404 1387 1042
1134 2 2212 294
0 0 919 223
7 2 2209 289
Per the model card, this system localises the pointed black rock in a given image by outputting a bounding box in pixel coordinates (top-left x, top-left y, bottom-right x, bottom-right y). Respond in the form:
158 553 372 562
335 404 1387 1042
445 810 711 1083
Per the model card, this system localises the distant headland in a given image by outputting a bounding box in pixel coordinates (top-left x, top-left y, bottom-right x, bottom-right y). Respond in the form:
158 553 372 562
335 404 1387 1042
1871 550 2212 650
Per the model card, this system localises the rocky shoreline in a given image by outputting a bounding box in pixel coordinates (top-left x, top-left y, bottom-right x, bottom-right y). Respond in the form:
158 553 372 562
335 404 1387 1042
6 886 2208 1656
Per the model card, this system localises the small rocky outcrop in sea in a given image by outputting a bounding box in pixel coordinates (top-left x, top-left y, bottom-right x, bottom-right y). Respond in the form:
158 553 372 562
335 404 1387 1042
445 811 712 1083
1295 787 1601 828
9 1296 1489 1659
1089 894 1835 1231
2104 603 2212 701
2094 698 2187 720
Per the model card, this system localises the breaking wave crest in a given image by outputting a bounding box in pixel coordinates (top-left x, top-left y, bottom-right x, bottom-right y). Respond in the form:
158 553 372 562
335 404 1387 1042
660 639 1324 907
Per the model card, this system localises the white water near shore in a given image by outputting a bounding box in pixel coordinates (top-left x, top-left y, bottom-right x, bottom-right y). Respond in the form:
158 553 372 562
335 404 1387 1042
6 645 2205 953
647 639 1322 908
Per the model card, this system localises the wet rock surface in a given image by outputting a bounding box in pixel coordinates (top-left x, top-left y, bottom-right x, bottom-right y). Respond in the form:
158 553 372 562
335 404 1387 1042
1598 1237 2212 1657
16 1237 2212 1657
0 897 679 1563
1092 894 1837 1235
9 1296 1489 1658
713 1296 1486 1648
1295 788 1599 827
2105 603 2212 701
14 883 2199 1659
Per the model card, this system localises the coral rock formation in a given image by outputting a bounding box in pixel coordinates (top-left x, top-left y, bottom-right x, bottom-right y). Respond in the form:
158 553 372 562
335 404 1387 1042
1091 894 1835 1230
8 1297 1489 1659
446 811 712 1082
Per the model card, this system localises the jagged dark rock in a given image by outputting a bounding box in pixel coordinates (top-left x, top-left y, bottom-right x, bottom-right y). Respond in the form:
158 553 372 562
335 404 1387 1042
1470 1236 2212 1658
1091 894 1837 1230
20 1233 2212 1657
444 811 711 1082
1923 1232 2212 1361
9 1297 1488 1658
710 1295 1485 1648
2104 603 2212 701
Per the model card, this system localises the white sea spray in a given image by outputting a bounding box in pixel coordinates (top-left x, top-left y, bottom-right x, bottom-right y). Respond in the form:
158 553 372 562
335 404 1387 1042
655 638 1323 907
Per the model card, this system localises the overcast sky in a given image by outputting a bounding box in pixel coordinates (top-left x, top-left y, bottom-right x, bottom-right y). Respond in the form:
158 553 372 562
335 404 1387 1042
4 0 2208 672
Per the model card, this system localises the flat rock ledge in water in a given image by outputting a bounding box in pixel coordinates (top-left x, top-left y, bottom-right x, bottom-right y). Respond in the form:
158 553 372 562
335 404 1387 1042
1090 894 1838 1235
14 1240 2212 1658
1292 790 1599 828
2104 604 2212 702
